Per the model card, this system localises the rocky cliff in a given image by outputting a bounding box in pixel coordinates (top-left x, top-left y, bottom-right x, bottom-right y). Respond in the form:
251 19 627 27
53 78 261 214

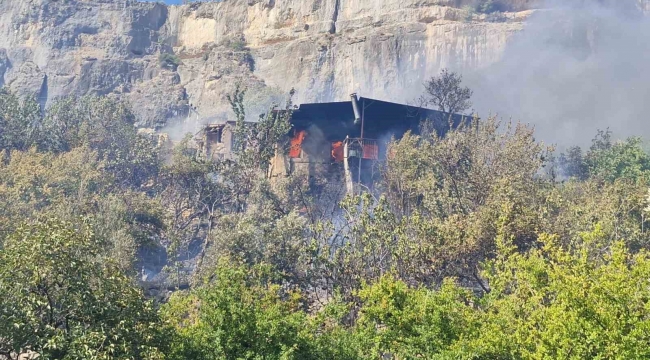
0 0 543 127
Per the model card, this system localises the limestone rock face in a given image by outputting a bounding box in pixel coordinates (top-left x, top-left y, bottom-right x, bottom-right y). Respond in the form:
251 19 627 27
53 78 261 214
253 0 533 104
0 0 542 125
0 0 186 127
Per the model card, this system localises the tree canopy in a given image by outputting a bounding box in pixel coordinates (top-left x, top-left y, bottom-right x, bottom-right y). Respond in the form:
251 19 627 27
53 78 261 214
2 86 650 359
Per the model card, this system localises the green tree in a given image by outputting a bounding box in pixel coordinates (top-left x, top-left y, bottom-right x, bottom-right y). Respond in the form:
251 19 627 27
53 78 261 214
163 262 319 360
559 129 650 183
0 147 164 273
0 90 41 151
558 145 588 180
421 69 473 124
0 147 107 238
378 117 552 287
351 276 477 359
540 177 650 251
227 85 294 173
465 227 650 359
0 92 161 188
588 136 650 183
157 134 247 286
0 219 167 359
43 95 160 188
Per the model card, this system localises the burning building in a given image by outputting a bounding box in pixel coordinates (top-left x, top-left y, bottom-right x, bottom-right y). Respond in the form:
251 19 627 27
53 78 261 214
198 94 468 194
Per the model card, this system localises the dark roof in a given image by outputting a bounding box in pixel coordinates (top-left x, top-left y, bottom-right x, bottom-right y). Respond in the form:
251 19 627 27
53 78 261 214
289 97 469 141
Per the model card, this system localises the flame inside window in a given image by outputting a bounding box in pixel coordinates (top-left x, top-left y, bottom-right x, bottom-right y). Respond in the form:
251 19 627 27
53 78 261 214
331 141 344 162
289 130 306 158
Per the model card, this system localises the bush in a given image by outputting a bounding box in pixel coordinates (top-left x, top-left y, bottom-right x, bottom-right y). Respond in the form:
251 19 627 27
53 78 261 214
0 220 168 359
476 0 507 14
231 40 247 51
163 262 325 359
159 53 181 69
462 5 475 22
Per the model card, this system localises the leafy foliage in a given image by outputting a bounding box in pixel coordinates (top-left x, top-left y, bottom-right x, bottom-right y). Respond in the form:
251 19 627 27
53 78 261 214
0 220 167 359
375 117 553 288
465 228 650 359
163 262 337 360
475 0 506 14
0 90 41 151
351 276 476 359
227 84 294 171
0 147 107 238
42 95 160 187
159 53 181 70
0 93 165 273
421 69 473 122
3 80 650 360
560 129 650 182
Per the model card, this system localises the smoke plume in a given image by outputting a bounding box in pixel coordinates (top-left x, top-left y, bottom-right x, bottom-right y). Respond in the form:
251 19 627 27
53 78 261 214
469 0 650 148
160 114 212 143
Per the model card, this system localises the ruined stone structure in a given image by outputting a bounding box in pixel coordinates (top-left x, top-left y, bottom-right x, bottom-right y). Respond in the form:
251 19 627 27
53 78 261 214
195 121 237 160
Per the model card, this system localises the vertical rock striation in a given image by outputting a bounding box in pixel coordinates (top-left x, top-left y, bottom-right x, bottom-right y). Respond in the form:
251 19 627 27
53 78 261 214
0 0 542 125
0 0 186 127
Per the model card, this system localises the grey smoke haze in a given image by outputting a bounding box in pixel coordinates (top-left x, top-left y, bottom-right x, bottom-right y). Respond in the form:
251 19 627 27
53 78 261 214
160 113 210 142
469 0 650 148
160 85 286 142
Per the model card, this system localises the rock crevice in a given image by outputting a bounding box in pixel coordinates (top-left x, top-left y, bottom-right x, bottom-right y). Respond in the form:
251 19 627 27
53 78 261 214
331 0 341 34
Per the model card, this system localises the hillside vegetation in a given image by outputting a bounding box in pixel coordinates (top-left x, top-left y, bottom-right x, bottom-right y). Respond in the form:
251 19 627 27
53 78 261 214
2 87 650 359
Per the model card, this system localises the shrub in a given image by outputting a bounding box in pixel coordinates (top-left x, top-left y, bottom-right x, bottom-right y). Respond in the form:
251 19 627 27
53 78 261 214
159 53 181 69
476 0 507 14
462 5 475 22
163 262 320 359
229 39 247 52
0 220 168 359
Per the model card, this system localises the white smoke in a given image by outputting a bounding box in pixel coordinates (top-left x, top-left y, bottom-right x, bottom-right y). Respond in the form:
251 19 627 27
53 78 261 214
159 113 213 143
469 0 650 148
158 85 286 142
243 85 286 122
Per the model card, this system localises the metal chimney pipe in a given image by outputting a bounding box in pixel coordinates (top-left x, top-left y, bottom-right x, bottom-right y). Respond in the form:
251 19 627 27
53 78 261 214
350 93 361 125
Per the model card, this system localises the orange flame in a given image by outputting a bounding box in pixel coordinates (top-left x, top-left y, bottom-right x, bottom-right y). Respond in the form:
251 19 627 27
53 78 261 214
289 130 306 158
331 141 344 162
